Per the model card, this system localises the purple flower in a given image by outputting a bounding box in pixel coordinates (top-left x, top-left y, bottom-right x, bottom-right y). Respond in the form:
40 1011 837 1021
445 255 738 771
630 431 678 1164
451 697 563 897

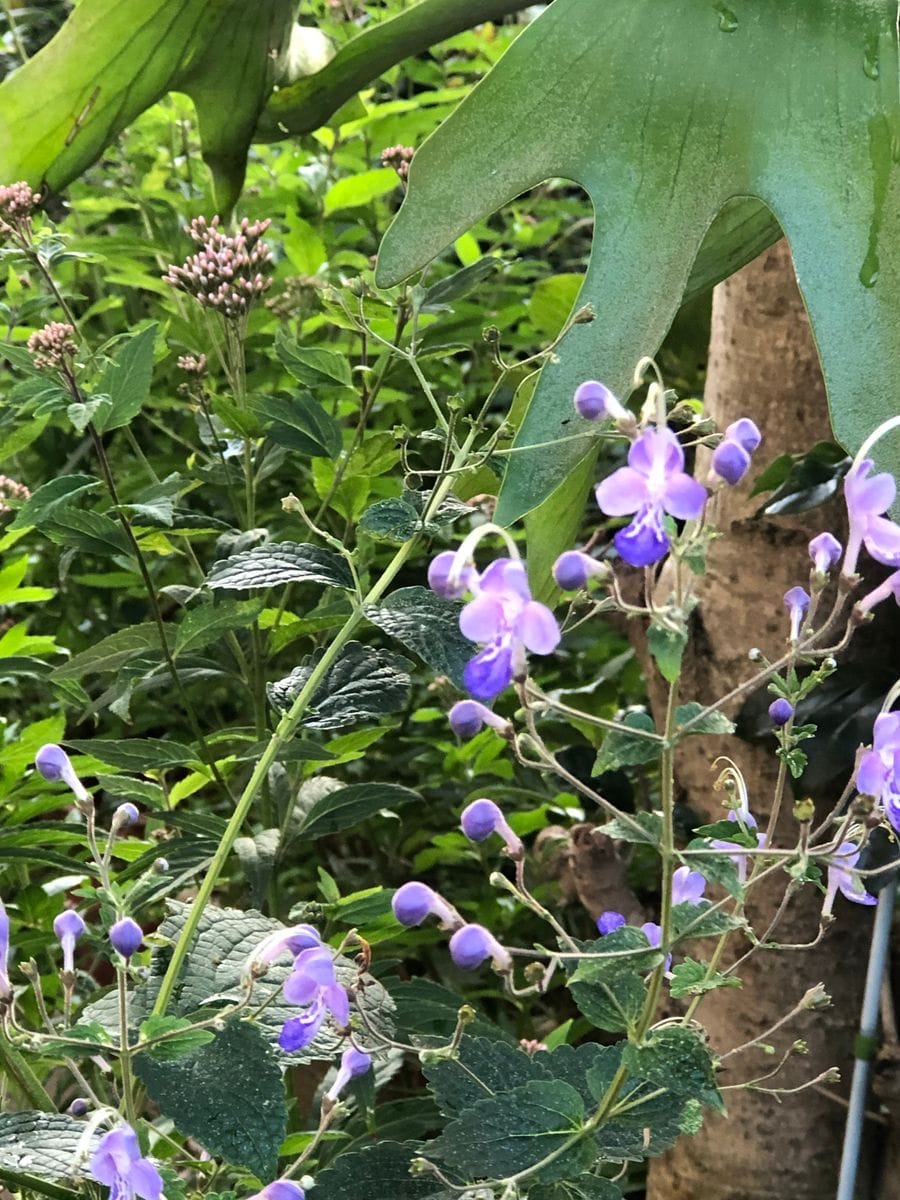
784 586 810 642
711 439 750 486
573 380 628 423
448 700 510 739
671 866 706 906
325 1046 372 1101
109 918 143 959
247 1183 305 1200
112 803 139 829
856 711 900 831
391 882 461 929
809 532 842 576
769 698 794 727
279 945 350 1053
53 910 86 974
428 550 477 600
250 922 322 969
459 559 560 700
709 820 766 885
824 842 876 912
0 897 9 999
640 921 672 972
552 550 608 591
595 425 707 567
843 459 900 575
89 1125 163 1200
35 744 90 804
724 418 761 453
596 911 626 936
460 799 523 857
449 924 512 972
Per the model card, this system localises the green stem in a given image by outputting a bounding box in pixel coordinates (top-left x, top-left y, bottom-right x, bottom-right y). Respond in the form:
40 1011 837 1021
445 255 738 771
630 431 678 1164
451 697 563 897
1 0 28 63
117 967 137 1124
0 1032 55 1111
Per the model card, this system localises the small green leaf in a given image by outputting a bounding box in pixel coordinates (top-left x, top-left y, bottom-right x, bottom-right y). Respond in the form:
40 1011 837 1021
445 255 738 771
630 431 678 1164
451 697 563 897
135 1019 286 1180
752 441 851 515
593 711 658 773
174 599 263 656
41 509 133 559
692 820 758 846
646 623 687 685
568 928 656 1035
247 393 342 458
684 842 745 900
669 958 743 999
673 703 734 736
54 623 161 679
420 257 503 309
276 330 353 388
297 782 421 839
95 324 158 432
137 1015 216 1061
364 586 471 687
206 542 353 591
423 1036 548 1118
672 900 746 941
323 167 399 214
267 641 412 731
595 811 662 845
358 498 421 544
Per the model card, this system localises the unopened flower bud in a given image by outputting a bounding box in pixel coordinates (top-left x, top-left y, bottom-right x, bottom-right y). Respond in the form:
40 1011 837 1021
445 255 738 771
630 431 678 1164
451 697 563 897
460 799 523 858
325 1046 372 1102
710 438 751 485
67 1097 90 1117
109 917 143 959
35 744 90 804
800 983 831 1010
793 797 816 824
596 911 626 936
448 923 512 972
448 700 510 739
574 380 622 422
809 532 842 577
749 647 764 662
784 586 810 642
392 882 461 930
152 858 169 874
428 550 476 600
552 550 609 591
53 910 86 975
112 802 140 830
724 418 762 453
769 698 794 726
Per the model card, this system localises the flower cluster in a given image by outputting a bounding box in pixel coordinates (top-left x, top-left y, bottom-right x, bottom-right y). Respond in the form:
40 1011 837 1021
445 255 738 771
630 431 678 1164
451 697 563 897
0 180 39 242
381 144 414 179
163 216 273 319
0 474 30 518
177 353 207 375
429 551 559 700
27 321 76 373
250 927 352 1053
710 418 761 485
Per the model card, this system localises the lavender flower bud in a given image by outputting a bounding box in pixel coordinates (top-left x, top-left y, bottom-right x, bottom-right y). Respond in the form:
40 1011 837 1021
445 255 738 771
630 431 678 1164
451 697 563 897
449 923 512 972
574 380 623 422
460 799 523 858
109 917 143 959
596 911 626 936
392 882 460 930
769 698 794 727
35 744 90 804
711 438 751 485
427 550 476 600
552 550 609 591
783 586 811 642
325 1046 372 1101
724 417 762 453
112 803 140 830
53 910 86 975
448 700 510 739
67 1098 90 1117
809 532 842 576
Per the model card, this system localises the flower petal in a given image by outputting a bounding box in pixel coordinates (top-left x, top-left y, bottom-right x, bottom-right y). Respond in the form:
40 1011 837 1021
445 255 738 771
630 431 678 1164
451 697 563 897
613 506 669 567
515 601 560 654
873 711 900 751
595 466 650 516
459 594 506 643
856 749 887 796
864 516 900 565
130 1160 164 1200
662 472 707 519
464 640 513 700
847 462 896 516
477 558 531 602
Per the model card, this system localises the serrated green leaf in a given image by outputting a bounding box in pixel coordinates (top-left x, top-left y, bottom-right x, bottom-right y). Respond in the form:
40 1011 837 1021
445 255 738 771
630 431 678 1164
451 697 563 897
568 928 656 1035
267 641 412 731
8 474 101 532
67 738 198 772
672 900 747 941
137 1015 216 1061
206 542 353 591
423 1036 549 1118
95 324 157 432
622 1027 723 1113
358 498 421 545
668 958 743 999
432 1079 593 1183
174 598 263 656
0 1112 100 1181
673 703 735 736
311 1141 453 1200
593 712 658 774
595 811 662 845
275 331 353 388
247 393 342 458
646 623 687 685
364 586 471 687
40 508 133 559
135 1019 286 1179
54 623 162 679
297 782 421 839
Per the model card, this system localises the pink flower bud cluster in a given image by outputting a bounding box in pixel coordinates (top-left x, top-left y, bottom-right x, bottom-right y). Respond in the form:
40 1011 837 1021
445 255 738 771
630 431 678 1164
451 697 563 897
381 144 414 180
0 475 30 517
177 353 207 375
0 181 40 242
163 215 274 319
27 321 76 371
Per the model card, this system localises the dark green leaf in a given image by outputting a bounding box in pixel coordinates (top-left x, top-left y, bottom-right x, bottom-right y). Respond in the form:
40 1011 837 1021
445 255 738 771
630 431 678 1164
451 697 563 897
358 498 422 545
95 324 157 432
206 542 353 591
174 599 263 656
529 1177 623 1200
753 441 851 516
235 828 280 909
54 623 162 679
276 330 353 388
297 781 421 839
668 959 743 999
646 623 687 686
311 1141 454 1200
9 475 101 531
595 811 662 845
672 900 746 941
364 587 471 687
0 1112 99 1181
267 641 412 730
67 738 199 771
247 393 342 458
423 1036 549 1117
684 842 745 900
593 712 658 774
568 928 656 1035
42 509 133 558
622 1027 723 1113
673 703 735 736
420 257 502 309
135 1019 286 1180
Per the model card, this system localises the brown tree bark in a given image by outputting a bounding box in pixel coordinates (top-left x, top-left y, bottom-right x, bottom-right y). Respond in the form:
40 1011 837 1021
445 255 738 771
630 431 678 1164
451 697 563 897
644 240 890 1200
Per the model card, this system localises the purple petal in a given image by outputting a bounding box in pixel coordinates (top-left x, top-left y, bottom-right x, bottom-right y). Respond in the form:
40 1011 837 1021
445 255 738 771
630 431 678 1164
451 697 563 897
629 426 684 476
597 911 626 936
662 472 707 519
130 1160 164 1200
515 601 560 654
711 439 751 485
460 594 505 644
724 418 762 452
283 971 320 1006
846 462 895 516
809 532 842 573
671 866 706 906
640 921 662 949
279 1002 326 1051
856 750 887 796
595 466 649 516
613 506 669 567
864 516 900 566
477 558 531 602
323 981 350 1026
874 712 900 750
464 640 513 700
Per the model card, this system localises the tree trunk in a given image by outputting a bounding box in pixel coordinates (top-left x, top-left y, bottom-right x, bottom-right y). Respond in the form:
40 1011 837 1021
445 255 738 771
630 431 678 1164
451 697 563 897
645 240 889 1200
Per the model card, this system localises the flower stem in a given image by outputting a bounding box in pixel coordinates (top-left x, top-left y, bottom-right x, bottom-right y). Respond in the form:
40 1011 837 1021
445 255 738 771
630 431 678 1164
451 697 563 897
117 966 138 1125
